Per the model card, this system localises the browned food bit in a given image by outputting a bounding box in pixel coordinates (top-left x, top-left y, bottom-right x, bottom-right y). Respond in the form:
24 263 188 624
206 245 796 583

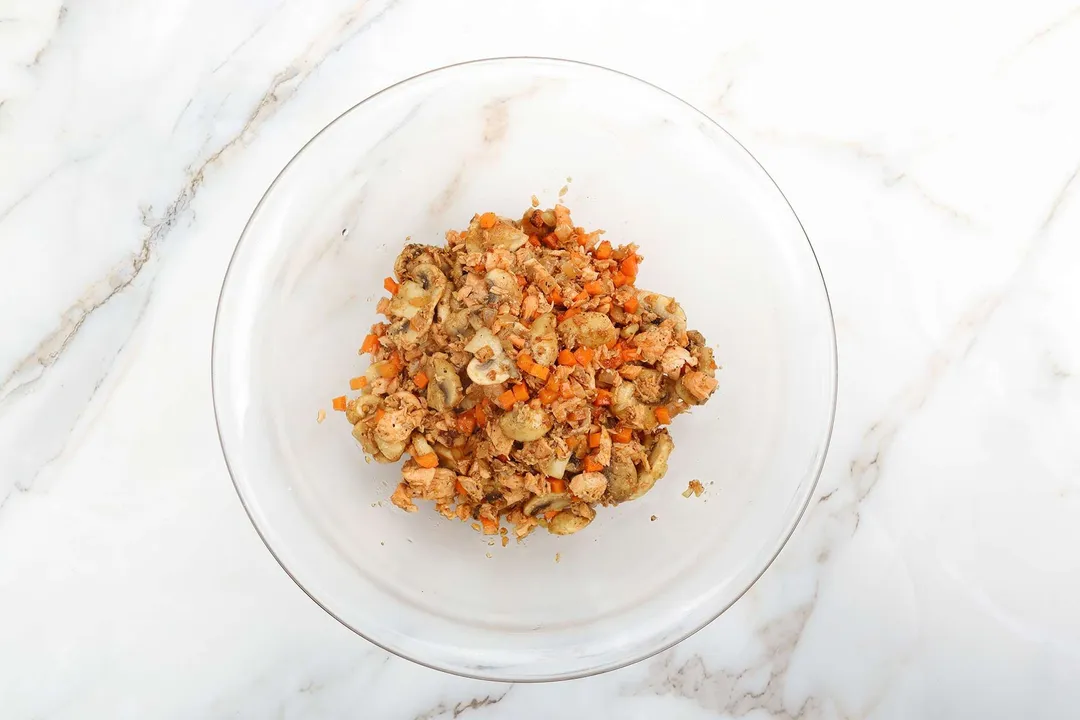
339 201 719 537
682 479 705 498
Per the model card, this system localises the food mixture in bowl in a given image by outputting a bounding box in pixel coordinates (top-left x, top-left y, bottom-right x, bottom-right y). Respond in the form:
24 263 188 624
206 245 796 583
335 202 718 539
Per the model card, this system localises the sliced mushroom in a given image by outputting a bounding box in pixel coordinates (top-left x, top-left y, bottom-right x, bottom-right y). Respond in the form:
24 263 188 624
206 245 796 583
632 430 674 500
373 393 422 462
528 312 559 366
612 382 659 431
604 450 640 502
485 219 529 251
558 311 617 349
569 472 607 503
393 244 442 280
351 422 381 458
498 405 553 442
375 434 408 462
427 358 463 411
409 434 435 459
385 317 419 348
465 328 515 385
388 263 447 336
442 308 472 339
433 442 457 468
387 280 429 320
523 492 572 516
547 510 591 535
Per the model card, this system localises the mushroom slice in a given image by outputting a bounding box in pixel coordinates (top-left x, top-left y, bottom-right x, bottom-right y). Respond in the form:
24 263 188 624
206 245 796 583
485 219 529 251
465 328 515 385
498 405 553 442
604 450 639 502
612 382 658 431
548 511 591 535
388 263 447 335
442 308 472 339
632 430 674 500
523 492 572 516
558 311 617 349
427 358 463 411
387 281 429 320
528 312 559 367
385 317 419 348
393 244 442 280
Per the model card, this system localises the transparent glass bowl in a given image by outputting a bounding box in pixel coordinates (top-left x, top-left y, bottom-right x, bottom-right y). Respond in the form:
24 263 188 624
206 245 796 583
212 58 836 682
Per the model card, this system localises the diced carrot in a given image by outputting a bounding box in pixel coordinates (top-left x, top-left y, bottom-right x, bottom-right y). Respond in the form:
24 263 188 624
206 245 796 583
655 406 672 425
584 456 604 472
542 233 559 248
584 280 604 296
588 432 602 449
606 337 619 350
479 212 497 229
516 274 527 288
612 427 634 443
415 452 439 469
331 395 348 411
566 436 582 451
349 376 368 390
528 235 541 247
595 240 613 259
497 390 516 410
378 361 398 379
473 404 488 426
558 349 576 366
481 516 498 534
559 307 581 322
455 480 467 496
383 276 399 294
517 352 535 372
374 408 385 422
559 382 575 399
544 510 558 522
513 383 529 402
620 256 639 279
413 371 429 389
456 413 476 434
527 363 550 381
622 345 640 362
574 347 594 366
623 296 639 313
594 389 612 406
573 290 589 304
612 272 629 288
549 479 567 493
360 333 379 354
538 387 559 404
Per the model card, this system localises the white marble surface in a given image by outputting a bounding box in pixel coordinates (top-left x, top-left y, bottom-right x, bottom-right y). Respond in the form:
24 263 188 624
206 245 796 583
2 0 1080 717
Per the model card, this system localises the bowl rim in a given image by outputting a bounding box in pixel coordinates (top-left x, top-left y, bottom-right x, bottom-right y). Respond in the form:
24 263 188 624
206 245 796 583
211 55 838 683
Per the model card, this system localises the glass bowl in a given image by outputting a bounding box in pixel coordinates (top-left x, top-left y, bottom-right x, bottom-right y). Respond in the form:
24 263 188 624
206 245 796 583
212 58 836 682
